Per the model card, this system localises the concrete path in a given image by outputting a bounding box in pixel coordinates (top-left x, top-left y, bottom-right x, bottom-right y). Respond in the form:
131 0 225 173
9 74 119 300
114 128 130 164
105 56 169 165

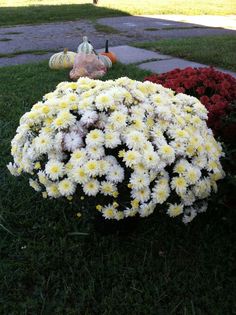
98 16 236 39
0 15 235 67
141 15 236 30
98 45 236 78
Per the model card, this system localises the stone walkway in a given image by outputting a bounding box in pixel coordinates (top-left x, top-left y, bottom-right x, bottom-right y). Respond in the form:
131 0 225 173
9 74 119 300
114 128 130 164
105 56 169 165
98 45 236 78
0 15 235 77
141 15 236 30
0 15 235 67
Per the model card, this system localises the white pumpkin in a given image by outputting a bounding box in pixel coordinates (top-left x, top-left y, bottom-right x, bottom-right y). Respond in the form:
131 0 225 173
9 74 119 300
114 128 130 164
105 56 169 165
49 48 76 69
98 54 112 69
77 36 94 54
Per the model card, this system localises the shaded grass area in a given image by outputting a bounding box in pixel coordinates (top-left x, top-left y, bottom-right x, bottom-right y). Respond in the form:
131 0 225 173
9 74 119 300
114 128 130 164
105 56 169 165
134 35 236 72
0 3 128 27
0 62 235 314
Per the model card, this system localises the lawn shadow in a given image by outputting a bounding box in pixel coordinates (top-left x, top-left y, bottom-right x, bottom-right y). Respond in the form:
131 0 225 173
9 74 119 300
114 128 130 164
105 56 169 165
0 3 130 27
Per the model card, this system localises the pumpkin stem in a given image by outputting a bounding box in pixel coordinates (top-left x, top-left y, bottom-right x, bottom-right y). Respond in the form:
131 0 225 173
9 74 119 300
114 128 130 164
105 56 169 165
105 40 109 53
83 36 88 42
63 48 68 54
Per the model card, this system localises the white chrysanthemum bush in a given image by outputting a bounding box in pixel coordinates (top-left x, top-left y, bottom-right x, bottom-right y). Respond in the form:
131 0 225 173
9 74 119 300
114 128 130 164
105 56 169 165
8 77 225 223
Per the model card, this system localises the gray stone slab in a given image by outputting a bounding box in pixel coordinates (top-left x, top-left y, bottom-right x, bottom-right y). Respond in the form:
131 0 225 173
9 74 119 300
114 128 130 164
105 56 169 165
138 58 236 78
98 16 201 32
139 58 207 73
97 45 171 64
0 53 53 67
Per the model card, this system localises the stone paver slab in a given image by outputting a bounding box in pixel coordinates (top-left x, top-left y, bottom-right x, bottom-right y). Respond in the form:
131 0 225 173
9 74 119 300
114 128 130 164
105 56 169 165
139 58 207 73
142 15 236 30
138 58 236 78
97 45 171 64
0 53 53 67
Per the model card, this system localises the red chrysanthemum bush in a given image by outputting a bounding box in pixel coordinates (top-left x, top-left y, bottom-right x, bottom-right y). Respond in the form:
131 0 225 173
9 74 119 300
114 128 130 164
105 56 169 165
144 67 236 138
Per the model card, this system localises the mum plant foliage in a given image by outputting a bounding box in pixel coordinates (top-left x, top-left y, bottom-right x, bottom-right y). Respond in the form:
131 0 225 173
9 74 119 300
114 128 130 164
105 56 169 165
8 77 225 223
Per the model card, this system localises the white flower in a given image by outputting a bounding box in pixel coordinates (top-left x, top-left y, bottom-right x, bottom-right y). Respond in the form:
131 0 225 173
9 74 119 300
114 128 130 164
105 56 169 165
171 176 187 195
7 162 20 176
85 129 104 146
180 190 196 206
123 150 141 168
114 211 125 221
183 166 201 185
63 131 83 152
167 203 184 217
52 110 76 130
104 131 121 148
143 150 160 169
70 148 87 166
71 166 88 184
130 171 150 190
193 178 211 199
96 93 114 111
29 179 41 192
45 160 64 181
87 145 105 159
99 159 111 175
80 111 98 127
151 182 170 204
83 179 100 196
155 105 172 120
46 182 61 198
58 178 76 196
34 134 53 154
84 159 101 177
102 204 117 219
108 111 127 129
70 121 88 137
124 208 138 218
125 131 146 150
131 187 151 203
169 140 187 155
106 165 124 183
100 181 117 196
138 202 155 217
159 144 175 164
37 170 50 186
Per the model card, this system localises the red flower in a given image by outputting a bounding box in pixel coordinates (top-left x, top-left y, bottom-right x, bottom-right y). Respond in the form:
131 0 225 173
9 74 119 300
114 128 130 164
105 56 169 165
176 87 185 93
200 95 210 105
196 86 205 95
211 94 222 103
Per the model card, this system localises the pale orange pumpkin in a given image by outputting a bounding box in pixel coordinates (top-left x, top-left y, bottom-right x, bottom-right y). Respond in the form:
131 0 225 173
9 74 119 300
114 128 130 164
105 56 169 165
100 40 117 64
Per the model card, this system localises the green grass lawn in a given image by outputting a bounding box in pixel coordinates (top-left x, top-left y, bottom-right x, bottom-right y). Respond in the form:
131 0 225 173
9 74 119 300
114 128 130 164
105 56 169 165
0 0 235 26
0 61 235 314
134 35 236 72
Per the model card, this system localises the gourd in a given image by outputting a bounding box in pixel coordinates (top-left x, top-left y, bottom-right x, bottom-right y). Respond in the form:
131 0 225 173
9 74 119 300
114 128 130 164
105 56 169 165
98 54 112 69
49 48 76 69
100 40 117 64
77 36 94 54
